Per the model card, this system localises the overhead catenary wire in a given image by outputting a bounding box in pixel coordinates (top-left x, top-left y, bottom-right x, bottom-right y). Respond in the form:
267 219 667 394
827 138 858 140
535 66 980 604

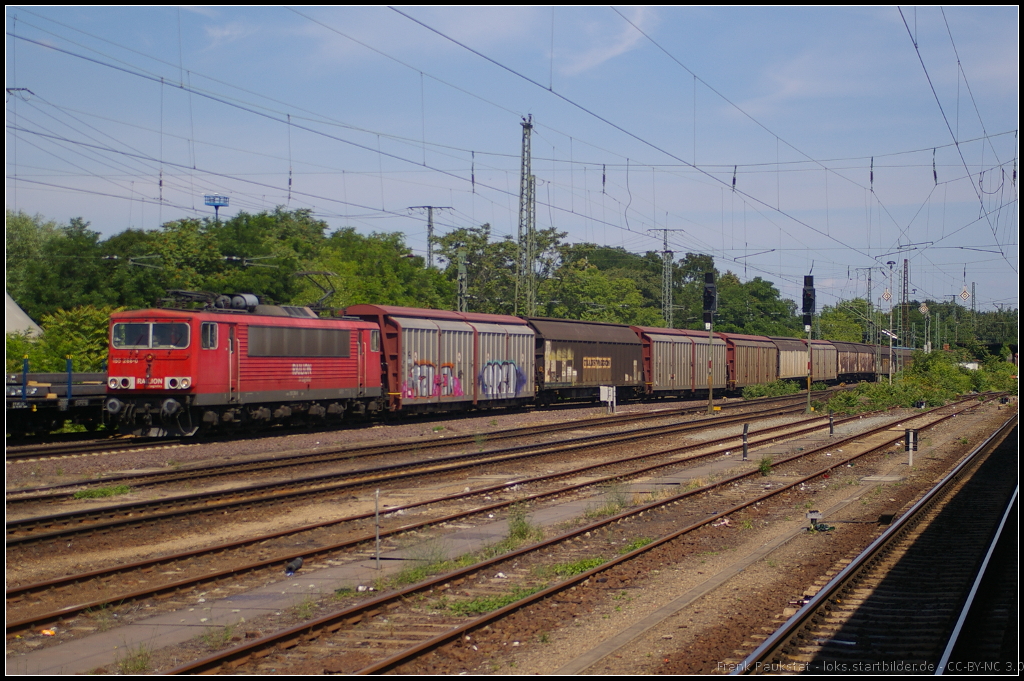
7 9 1015 310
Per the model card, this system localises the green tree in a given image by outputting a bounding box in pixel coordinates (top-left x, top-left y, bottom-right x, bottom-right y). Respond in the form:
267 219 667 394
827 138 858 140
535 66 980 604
151 218 225 292
435 224 519 314
714 273 800 336
5 210 61 310
673 252 718 329
818 298 871 342
538 258 664 326
99 229 167 309
5 305 120 373
13 217 115 320
203 207 328 304
300 228 452 310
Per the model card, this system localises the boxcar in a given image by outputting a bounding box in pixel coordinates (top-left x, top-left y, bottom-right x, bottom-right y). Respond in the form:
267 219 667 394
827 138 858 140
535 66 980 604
876 346 914 378
768 336 808 381
831 341 877 382
808 339 839 382
106 303 382 436
631 327 727 397
527 317 643 401
345 305 535 412
717 333 779 390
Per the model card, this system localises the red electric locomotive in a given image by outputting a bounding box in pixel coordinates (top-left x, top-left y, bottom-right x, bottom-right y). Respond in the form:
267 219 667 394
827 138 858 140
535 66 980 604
105 295 383 436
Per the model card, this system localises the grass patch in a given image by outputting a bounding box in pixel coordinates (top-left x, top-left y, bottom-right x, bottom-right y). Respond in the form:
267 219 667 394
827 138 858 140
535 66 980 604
620 536 653 554
583 482 632 519
758 456 773 476
447 585 543 616
197 623 237 650
73 484 130 499
115 641 151 674
292 595 319 619
548 557 602 577
332 586 356 600
390 553 476 588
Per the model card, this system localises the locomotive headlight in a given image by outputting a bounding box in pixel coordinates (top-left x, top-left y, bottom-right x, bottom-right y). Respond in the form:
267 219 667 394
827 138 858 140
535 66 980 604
108 378 119 389
180 377 191 389
166 377 192 389
109 377 135 389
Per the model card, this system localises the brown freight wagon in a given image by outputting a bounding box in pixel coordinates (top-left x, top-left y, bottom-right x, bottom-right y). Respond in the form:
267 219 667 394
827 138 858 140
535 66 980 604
630 326 727 397
831 341 877 382
527 317 643 401
769 336 809 381
877 346 913 378
717 332 779 390
772 337 839 383
807 339 839 382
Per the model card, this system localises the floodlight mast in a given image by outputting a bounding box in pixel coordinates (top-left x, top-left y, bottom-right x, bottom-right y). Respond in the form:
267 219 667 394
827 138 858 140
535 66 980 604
204 194 230 223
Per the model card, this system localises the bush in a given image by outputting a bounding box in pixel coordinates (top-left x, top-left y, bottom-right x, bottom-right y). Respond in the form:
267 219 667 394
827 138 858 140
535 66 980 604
5 305 121 373
743 380 801 400
824 350 1017 414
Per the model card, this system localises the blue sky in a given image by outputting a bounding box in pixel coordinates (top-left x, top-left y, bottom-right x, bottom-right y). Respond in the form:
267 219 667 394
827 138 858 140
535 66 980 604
5 6 1018 312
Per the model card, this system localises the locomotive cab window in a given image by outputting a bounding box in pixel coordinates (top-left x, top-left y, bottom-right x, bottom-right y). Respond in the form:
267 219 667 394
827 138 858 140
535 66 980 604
201 322 218 350
370 330 380 353
113 322 190 349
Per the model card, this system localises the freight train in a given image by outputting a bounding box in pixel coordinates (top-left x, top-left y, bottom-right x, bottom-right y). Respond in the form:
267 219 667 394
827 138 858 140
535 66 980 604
93 294 913 437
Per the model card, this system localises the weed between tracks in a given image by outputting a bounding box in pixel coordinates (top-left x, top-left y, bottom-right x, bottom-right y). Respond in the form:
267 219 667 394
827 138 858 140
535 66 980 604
583 482 631 519
73 484 131 499
443 585 546 616
196 622 238 650
293 595 319 620
533 557 607 580
114 640 152 674
370 504 544 596
479 503 543 558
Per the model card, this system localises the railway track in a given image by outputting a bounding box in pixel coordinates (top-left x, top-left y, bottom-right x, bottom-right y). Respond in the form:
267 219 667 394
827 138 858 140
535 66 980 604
8 401 845 631
4 400 821 544
4 390 837 464
142 398 990 674
4 435 181 461
730 414 1018 675
6 397 797 503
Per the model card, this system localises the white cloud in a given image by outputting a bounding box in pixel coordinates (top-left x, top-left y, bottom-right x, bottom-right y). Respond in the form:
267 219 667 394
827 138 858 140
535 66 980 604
559 7 657 76
202 21 259 50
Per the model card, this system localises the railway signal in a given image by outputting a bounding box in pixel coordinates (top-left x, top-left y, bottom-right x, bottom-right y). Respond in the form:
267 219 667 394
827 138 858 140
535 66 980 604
704 272 717 415
803 276 815 413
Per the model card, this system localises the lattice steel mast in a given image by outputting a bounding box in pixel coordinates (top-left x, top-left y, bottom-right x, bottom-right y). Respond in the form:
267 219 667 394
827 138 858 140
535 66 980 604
515 116 536 316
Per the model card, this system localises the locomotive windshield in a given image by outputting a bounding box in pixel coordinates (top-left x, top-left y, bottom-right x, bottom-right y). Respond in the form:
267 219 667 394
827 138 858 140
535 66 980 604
113 322 190 349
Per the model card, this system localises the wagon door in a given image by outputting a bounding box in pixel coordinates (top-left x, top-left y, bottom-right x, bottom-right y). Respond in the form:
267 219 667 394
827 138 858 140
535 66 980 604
196 320 231 404
227 323 241 403
356 329 365 397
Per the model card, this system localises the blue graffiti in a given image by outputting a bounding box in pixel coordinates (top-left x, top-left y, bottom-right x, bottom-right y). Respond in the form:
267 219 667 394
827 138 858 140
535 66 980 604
479 361 525 398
